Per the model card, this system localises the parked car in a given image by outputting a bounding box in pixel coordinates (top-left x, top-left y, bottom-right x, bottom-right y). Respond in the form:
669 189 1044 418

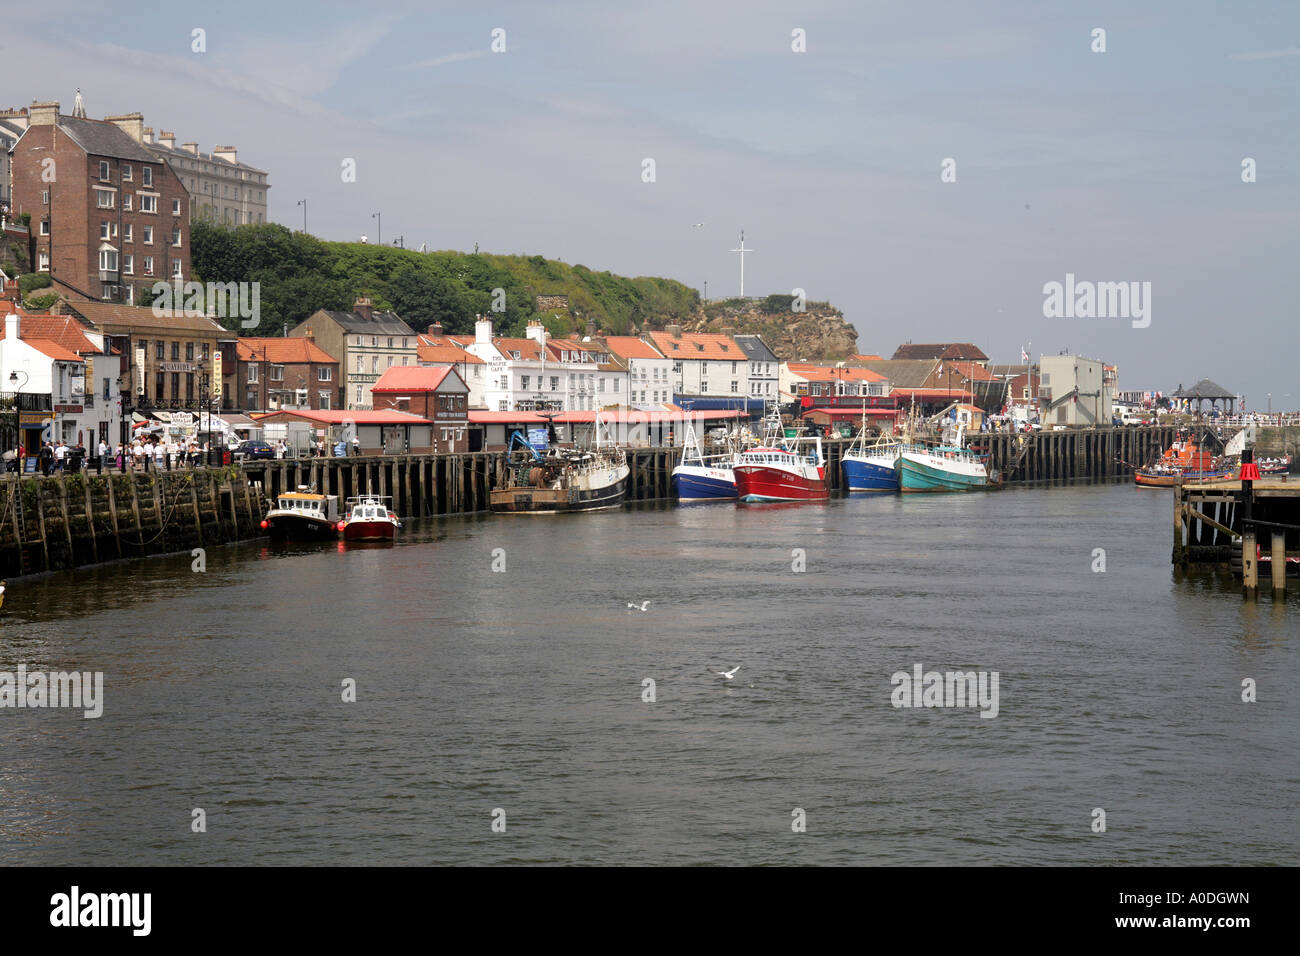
231 440 276 461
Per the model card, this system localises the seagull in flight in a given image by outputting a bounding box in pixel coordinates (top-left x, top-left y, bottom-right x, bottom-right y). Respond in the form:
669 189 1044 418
692 223 705 228
715 665 741 680
627 600 650 611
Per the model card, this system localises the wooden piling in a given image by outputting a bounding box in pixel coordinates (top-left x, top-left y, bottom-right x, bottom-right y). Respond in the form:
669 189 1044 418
1271 532 1287 595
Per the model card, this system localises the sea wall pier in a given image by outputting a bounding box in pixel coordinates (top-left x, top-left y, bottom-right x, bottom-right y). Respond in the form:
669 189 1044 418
0 423 1211 578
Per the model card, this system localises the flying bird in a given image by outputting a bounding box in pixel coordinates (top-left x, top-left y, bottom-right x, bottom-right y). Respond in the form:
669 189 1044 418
692 223 705 228
627 601 650 611
715 665 741 680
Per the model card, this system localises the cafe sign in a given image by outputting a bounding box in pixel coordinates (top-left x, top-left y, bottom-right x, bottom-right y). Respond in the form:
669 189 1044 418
160 361 195 373
19 411 51 427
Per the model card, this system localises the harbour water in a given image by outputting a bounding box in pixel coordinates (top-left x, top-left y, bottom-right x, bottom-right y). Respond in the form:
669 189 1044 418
1 482 1295 865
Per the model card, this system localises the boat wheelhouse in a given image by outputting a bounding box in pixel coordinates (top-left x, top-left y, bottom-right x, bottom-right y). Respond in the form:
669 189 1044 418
262 488 341 539
733 437 828 502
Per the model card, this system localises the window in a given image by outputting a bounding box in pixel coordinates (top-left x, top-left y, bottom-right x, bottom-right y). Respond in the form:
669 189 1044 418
142 167 153 187
99 161 110 181
171 260 183 279
124 224 133 242
100 221 110 240
143 256 153 275
172 227 181 246
38 251 49 271
171 372 180 397
185 342 194 361
550 376 558 391
172 199 181 215
356 356 363 372
522 375 530 391
402 338 408 348
123 254 134 275
202 343 210 360
318 367 332 381
371 356 379 373
169 342 179 361
247 364 259 383
598 378 605 392
143 226 153 244
122 165 132 181
156 371 165 398
140 194 157 213
98 247 118 272
730 381 738 393
156 341 165 360
387 337 393 348
270 365 284 381
41 190 49 204
95 189 114 208
355 385 363 405
614 379 620 392
371 336 377 347
319 391 331 410
122 194 132 211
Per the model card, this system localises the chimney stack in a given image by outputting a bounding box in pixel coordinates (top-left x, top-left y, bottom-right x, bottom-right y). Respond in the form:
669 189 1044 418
427 322 443 336
666 324 683 338
28 101 60 127
475 315 493 345
525 319 548 346
305 328 315 341
213 146 238 164
105 112 145 143
182 142 199 155
157 130 176 150
353 297 374 321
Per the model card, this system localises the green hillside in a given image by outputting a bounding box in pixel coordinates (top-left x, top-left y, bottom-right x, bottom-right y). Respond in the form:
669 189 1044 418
187 222 700 338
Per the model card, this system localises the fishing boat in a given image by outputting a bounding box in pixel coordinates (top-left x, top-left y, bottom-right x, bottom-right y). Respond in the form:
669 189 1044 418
490 414 629 514
1134 431 1233 487
338 495 400 541
261 487 341 539
671 426 737 500
897 441 990 492
841 427 900 493
734 436 829 502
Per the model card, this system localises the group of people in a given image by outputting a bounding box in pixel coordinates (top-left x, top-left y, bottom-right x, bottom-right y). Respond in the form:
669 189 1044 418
117 436 212 471
3 440 88 475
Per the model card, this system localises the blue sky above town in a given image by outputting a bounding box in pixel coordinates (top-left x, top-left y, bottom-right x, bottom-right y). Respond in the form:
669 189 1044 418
7 0 1298 402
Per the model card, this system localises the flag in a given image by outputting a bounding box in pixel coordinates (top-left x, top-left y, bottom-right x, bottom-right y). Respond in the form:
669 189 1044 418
1021 346 1029 363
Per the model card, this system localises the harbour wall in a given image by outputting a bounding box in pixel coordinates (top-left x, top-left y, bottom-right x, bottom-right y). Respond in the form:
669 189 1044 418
0 425 1183 578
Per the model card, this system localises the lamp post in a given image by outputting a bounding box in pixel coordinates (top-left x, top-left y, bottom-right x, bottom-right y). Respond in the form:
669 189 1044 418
8 369 27 458
297 199 307 233
372 212 381 247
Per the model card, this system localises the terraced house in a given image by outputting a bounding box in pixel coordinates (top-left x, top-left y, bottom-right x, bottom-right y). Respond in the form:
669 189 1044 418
7 95 190 304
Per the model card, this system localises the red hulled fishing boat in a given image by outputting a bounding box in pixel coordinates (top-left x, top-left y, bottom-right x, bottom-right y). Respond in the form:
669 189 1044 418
733 437 829 502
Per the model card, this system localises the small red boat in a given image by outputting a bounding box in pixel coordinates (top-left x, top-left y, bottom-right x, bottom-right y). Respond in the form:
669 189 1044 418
338 496 400 541
733 437 829 502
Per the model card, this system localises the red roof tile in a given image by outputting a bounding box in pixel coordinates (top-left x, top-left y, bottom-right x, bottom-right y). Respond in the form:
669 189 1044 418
646 331 742 360
237 337 338 364
371 366 462 392
602 336 665 360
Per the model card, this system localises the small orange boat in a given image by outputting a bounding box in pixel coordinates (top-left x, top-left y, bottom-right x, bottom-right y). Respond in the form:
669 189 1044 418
1134 434 1233 487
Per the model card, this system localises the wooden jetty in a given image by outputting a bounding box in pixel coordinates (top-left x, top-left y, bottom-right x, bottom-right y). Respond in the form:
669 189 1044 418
1174 472 1298 598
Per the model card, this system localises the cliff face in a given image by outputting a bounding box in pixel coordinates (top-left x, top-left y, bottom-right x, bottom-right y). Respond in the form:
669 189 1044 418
677 299 858 361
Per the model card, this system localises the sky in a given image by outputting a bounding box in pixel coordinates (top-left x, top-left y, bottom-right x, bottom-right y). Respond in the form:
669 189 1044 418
5 0 1298 405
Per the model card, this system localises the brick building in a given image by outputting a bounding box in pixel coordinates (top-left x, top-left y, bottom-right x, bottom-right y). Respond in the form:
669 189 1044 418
7 97 190 304
370 365 470 453
234 332 341 412
289 298 416 410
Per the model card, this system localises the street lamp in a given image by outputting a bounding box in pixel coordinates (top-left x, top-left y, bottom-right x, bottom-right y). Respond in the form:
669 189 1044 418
371 212 381 247
297 199 307 233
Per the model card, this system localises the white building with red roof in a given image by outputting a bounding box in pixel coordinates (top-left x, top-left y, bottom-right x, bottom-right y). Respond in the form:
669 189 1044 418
644 325 755 408
1 311 109 452
416 322 487 409
464 316 629 412
600 335 672 410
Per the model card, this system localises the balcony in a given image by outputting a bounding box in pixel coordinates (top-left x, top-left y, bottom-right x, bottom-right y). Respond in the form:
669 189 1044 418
0 391 54 412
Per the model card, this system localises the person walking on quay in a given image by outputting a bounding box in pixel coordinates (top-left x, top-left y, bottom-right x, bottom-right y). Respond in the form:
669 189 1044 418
53 439 68 472
115 444 125 471
97 438 108 470
352 435 360 457
132 441 146 471
153 439 167 470
38 442 54 476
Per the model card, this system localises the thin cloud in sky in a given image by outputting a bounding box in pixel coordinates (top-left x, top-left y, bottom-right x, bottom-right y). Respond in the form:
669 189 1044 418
399 50 489 70
1228 46 1300 61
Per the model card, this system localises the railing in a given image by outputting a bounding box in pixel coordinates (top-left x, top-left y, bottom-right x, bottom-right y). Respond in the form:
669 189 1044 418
0 391 53 412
